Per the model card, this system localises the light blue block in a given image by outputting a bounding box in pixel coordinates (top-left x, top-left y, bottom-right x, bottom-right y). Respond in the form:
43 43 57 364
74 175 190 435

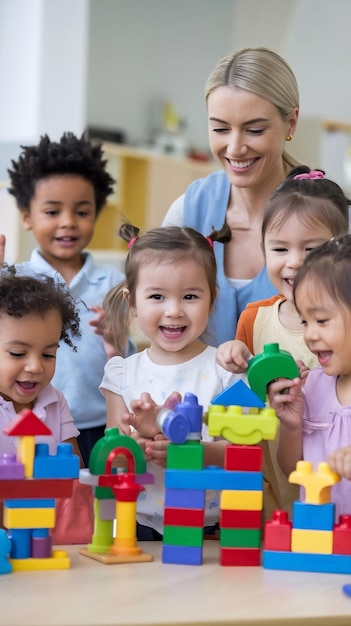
263 550 351 574
164 488 205 509
211 379 265 408
33 443 79 479
4 498 55 508
165 467 263 490
162 544 203 565
293 501 335 530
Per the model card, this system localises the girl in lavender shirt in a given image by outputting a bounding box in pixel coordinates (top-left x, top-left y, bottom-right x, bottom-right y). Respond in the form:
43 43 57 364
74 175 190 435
268 234 351 521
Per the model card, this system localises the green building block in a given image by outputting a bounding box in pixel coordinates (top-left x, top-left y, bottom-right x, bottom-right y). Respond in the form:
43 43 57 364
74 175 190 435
167 441 204 470
88 428 147 499
163 525 203 547
247 343 299 402
220 527 261 548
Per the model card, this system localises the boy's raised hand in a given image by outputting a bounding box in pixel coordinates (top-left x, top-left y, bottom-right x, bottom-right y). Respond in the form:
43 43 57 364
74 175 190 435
216 339 252 373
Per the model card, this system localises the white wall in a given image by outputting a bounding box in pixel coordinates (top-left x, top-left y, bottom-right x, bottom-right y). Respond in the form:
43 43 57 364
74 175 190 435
2 0 351 258
86 0 351 156
87 0 235 151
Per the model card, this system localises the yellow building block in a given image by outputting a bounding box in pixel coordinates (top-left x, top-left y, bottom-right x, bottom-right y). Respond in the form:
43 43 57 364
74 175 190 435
10 550 70 570
18 435 35 478
207 405 278 445
4 506 55 529
291 529 333 554
220 489 263 511
289 461 340 504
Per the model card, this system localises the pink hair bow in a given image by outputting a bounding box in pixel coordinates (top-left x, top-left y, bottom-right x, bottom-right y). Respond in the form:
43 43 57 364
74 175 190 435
294 170 324 180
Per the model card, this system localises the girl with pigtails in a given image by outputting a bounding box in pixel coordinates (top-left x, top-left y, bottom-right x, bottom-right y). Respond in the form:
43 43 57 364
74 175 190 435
99 223 243 540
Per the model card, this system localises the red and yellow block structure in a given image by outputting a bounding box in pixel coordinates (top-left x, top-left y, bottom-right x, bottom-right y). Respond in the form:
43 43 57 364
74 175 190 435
263 460 351 574
0 409 80 573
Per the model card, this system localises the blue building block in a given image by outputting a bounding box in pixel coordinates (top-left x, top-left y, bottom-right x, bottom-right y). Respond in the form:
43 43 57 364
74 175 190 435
263 550 351 574
32 528 49 538
4 498 55 508
211 379 265 408
157 393 203 443
33 443 79 479
293 501 335 531
8 529 31 559
162 544 203 565
165 467 263 491
164 488 206 509
0 529 12 574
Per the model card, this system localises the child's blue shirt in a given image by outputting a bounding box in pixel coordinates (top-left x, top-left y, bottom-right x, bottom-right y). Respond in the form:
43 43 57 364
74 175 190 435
20 249 132 430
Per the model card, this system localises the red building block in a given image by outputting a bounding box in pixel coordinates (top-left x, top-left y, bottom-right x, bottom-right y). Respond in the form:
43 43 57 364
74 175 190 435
220 547 261 566
4 409 52 436
163 507 205 527
333 515 351 555
225 445 263 472
0 478 74 500
220 509 261 529
264 510 292 552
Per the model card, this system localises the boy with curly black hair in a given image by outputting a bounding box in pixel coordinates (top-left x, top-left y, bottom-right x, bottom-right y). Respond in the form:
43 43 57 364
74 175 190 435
7 133 132 465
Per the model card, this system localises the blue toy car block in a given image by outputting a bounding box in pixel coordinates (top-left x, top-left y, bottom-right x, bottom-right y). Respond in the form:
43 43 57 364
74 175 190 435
33 443 79 479
4 498 55 508
211 379 265 408
293 501 335 531
157 393 203 444
164 488 206 509
165 467 263 491
263 549 351 574
162 544 203 565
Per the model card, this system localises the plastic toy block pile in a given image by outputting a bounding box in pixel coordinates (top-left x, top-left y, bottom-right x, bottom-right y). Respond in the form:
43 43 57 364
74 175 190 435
1 343 350 576
0 409 79 572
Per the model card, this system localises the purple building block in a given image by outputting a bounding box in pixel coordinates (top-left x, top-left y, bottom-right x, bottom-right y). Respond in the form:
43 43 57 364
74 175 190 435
0 454 25 479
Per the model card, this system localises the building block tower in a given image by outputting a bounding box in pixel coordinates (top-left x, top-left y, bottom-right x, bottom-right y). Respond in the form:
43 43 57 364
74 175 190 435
0 409 80 573
160 343 301 566
263 460 351 574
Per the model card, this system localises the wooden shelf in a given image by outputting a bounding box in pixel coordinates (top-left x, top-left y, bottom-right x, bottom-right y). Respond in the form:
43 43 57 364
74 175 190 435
88 143 218 252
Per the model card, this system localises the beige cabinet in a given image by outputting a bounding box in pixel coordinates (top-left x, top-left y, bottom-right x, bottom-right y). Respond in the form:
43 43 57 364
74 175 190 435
88 143 218 252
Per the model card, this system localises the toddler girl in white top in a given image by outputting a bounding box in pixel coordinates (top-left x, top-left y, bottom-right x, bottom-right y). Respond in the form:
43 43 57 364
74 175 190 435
100 223 241 537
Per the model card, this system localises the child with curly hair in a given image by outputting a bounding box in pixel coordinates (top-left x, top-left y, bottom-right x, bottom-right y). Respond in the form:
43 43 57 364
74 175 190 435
7 133 134 465
0 269 81 457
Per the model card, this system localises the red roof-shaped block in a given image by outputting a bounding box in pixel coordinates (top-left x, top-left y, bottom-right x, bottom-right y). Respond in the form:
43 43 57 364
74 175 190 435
3 409 52 437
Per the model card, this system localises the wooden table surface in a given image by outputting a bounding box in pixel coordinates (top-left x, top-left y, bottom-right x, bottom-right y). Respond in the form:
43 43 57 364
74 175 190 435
1 542 351 626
